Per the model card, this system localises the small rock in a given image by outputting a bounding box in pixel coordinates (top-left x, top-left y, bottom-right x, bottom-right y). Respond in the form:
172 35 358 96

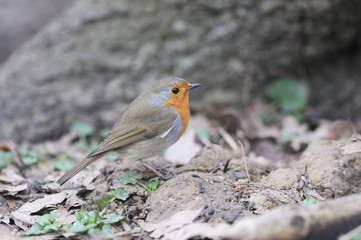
262 168 300 190
145 172 235 223
297 140 361 197
249 189 296 214
178 144 230 173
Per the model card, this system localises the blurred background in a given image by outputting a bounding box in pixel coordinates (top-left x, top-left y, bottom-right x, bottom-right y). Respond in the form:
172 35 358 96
0 0 361 143
0 0 72 63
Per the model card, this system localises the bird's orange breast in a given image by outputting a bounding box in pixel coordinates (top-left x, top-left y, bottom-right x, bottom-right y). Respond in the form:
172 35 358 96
163 82 190 139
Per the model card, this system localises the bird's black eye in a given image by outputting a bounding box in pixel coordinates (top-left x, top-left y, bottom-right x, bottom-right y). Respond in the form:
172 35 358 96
171 88 180 94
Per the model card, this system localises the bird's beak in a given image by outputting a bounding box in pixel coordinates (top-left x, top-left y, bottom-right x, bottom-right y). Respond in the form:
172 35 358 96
186 83 201 91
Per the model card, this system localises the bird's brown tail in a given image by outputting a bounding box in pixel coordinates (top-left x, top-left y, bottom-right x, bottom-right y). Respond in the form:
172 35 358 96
56 155 100 186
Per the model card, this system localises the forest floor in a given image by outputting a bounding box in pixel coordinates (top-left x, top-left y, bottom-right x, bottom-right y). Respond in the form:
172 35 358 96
0 100 361 239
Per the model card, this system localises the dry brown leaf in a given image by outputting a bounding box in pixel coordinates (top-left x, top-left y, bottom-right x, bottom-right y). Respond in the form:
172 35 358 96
59 168 100 189
16 192 67 214
25 162 59 184
12 211 35 227
241 102 280 139
12 192 68 228
303 187 326 201
0 195 10 218
281 116 330 151
0 168 25 185
245 111 332 151
56 206 76 225
44 182 61 193
164 222 229 240
0 216 10 225
341 140 361 155
0 183 28 196
138 208 202 239
65 193 84 210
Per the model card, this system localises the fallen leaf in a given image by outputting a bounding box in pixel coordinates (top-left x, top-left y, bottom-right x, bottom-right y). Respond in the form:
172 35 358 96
341 140 361 155
59 168 100 189
65 194 85 210
303 187 326 201
138 208 202 239
0 167 25 184
13 192 67 223
281 116 329 151
12 192 69 229
0 195 10 218
0 216 10 225
0 183 28 196
12 211 36 227
164 222 229 240
241 102 281 139
242 104 333 151
39 182 63 196
57 206 77 225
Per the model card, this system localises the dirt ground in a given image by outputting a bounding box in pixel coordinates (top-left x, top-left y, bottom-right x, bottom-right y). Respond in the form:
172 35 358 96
0 102 361 239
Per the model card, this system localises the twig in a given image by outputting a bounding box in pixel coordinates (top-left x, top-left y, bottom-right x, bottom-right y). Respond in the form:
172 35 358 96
196 133 212 146
217 128 251 182
237 140 251 182
217 127 240 152
113 227 141 237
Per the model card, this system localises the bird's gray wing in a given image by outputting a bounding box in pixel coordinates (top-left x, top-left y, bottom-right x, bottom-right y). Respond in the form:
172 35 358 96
88 107 177 157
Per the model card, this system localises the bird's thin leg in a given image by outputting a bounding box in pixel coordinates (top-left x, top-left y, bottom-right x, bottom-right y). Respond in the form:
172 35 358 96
140 161 173 180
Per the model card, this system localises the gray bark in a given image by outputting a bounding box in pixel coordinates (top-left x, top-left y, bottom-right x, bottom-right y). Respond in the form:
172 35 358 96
0 0 72 63
165 193 361 240
0 0 361 142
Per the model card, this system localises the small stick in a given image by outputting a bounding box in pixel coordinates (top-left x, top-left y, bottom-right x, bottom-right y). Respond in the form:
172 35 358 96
217 127 239 152
112 227 141 237
217 128 251 182
140 161 172 180
237 139 251 182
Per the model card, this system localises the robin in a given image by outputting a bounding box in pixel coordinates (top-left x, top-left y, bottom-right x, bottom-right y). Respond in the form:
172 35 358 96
57 77 201 185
